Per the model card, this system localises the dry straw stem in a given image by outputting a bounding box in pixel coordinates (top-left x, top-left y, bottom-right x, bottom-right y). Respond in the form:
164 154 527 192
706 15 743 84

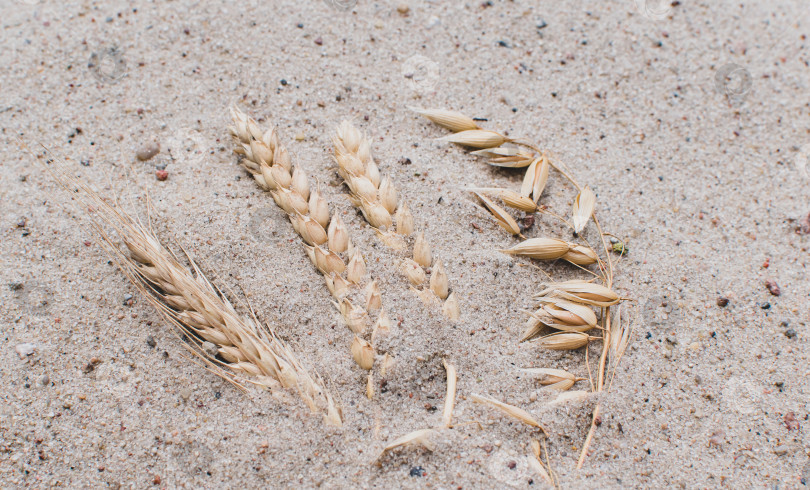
442 359 457 427
470 394 547 435
37 155 341 426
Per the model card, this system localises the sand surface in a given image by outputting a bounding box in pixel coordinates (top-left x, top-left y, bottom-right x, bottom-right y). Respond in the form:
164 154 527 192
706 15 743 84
2 0 809 487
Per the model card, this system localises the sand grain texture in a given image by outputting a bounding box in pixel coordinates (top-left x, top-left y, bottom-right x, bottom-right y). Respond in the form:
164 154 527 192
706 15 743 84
1 0 809 487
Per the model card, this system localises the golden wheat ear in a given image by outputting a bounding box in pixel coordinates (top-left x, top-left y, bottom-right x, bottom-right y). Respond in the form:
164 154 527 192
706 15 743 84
31 145 342 426
330 120 460 319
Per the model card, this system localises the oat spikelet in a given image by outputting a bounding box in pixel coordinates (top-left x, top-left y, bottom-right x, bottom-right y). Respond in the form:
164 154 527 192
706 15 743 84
498 189 538 213
572 186 596 234
475 192 521 235
561 244 598 265
503 237 570 260
470 394 547 435
535 332 591 351
411 107 480 132
438 130 507 149
471 147 536 168
537 280 620 307
520 368 584 391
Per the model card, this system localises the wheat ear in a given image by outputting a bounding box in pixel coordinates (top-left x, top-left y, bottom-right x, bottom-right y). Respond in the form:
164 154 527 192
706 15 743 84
331 121 459 320
37 153 342 426
229 108 396 385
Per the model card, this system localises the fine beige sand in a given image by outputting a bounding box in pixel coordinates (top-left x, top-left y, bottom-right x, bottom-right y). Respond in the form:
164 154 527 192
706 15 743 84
2 0 809 487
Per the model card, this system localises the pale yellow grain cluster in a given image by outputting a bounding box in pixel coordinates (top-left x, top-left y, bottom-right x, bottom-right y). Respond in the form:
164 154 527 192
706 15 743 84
415 107 631 469
414 108 598 267
331 120 459 321
230 108 395 387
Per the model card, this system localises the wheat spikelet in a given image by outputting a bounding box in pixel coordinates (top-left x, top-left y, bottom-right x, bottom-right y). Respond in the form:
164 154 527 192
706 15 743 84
39 155 341 426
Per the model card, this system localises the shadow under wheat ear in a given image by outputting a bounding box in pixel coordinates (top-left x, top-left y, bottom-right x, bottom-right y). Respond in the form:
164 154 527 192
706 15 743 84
414 107 631 470
330 120 459 320
36 151 342 426
228 107 398 397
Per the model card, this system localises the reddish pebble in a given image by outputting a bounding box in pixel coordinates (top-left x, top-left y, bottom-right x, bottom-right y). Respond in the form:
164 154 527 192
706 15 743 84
156 170 169 181
153 475 161 485
708 430 724 446
784 412 799 431
314 37 323 45
765 279 781 296
798 212 810 234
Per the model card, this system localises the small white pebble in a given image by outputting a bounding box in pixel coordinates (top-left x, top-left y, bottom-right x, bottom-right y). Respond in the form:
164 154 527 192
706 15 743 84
15 343 36 359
